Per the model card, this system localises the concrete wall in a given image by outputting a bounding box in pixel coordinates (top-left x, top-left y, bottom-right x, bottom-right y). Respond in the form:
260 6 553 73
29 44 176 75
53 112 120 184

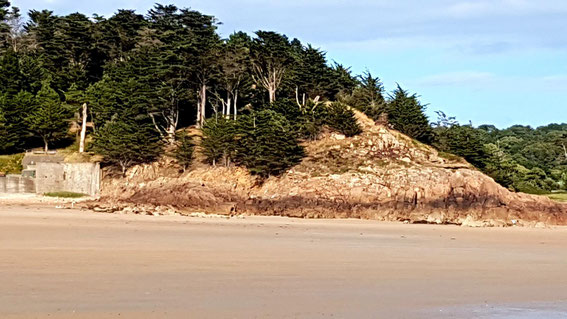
0 175 36 193
35 162 101 196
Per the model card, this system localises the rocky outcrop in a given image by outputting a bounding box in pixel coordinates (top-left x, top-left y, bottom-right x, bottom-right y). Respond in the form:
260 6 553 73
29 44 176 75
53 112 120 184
96 111 567 226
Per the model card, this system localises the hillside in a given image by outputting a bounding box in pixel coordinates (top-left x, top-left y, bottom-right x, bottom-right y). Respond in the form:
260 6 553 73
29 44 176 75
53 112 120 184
94 111 567 227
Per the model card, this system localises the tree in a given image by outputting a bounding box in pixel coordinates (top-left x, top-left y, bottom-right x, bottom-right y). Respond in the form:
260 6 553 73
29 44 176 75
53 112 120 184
325 102 362 137
0 107 17 153
234 110 304 177
0 91 35 152
214 32 251 120
26 82 70 152
348 71 386 121
250 31 294 103
387 85 433 143
201 117 236 166
173 131 194 172
91 118 162 175
2 6 25 52
0 0 10 50
434 124 487 168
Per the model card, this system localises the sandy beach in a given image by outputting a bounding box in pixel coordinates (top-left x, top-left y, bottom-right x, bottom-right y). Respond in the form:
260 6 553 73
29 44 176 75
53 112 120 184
1 205 567 318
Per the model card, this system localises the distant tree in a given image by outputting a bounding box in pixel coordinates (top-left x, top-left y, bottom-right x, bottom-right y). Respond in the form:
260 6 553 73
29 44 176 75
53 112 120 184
26 82 70 152
387 85 433 143
91 118 162 175
434 124 487 168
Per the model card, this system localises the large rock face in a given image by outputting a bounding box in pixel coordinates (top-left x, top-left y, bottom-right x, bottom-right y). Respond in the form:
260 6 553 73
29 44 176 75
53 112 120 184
97 111 567 226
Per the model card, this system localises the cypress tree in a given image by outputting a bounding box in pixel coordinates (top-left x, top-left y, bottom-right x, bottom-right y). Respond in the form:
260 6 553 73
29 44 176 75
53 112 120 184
201 117 236 166
174 131 195 172
91 118 162 175
325 102 362 137
234 110 304 178
387 85 433 144
26 81 70 152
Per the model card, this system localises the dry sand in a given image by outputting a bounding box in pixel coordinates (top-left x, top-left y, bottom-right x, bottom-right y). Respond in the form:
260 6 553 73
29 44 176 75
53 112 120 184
1 205 567 318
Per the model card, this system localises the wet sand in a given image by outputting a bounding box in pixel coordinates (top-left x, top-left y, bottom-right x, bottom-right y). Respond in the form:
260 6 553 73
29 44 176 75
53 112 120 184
1 206 567 318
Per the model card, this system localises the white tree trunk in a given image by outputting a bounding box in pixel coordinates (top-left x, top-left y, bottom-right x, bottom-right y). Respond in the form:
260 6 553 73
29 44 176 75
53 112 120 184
79 103 87 153
233 90 238 121
196 83 207 128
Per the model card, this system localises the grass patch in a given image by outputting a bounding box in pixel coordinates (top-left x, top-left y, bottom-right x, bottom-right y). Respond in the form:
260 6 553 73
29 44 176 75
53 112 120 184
546 193 567 203
0 153 24 174
44 191 86 198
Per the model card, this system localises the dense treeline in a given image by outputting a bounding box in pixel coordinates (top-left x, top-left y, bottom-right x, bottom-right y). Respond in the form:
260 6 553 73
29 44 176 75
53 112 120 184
0 2 565 191
432 113 567 193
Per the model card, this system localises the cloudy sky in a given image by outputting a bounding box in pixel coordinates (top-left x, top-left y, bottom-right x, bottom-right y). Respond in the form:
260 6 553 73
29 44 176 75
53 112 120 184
11 0 567 127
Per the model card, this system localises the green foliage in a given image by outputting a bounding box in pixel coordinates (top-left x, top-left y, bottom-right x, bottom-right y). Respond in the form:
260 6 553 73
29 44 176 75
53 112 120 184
173 131 195 172
0 153 23 174
201 117 236 166
44 191 85 198
91 118 162 175
26 82 71 151
347 72 387 120
387 85 433 144
266 99 323 140
325 102 362 137
434 124 487 168
234 110 304 178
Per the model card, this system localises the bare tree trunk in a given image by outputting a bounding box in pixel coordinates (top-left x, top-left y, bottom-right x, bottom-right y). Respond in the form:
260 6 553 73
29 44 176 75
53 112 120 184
562 143 567 161
197 83 207 128
268 85 276 103
166 123 176 145
43 137 48 153
196 99 202 128
79 103 87 153
233 90 238 121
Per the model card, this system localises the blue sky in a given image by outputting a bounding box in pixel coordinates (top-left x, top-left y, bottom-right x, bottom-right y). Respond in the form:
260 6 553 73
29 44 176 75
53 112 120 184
11 0 567 128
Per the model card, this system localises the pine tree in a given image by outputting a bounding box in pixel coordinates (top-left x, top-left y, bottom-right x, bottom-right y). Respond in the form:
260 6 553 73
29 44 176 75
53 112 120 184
387 85 433 144
325 102 362 137
174 131 194 172
0 107 17 153
26 82 70 152
0 91 34 152
201 117 236 166
348 72 386 121
234 110 304 177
